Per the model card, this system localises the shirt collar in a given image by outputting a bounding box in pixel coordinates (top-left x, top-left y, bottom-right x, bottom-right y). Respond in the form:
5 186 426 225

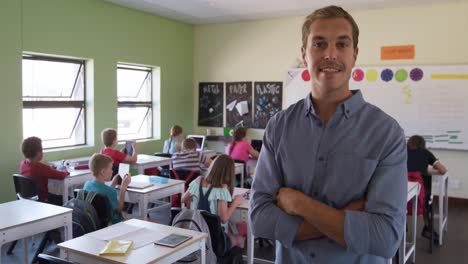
304 90 365 118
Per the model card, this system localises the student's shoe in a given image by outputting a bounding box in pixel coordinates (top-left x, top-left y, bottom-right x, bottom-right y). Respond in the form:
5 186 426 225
422 225 439 242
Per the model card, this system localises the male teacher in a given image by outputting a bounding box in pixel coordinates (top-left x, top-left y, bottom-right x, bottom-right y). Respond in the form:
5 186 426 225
250 5 407 263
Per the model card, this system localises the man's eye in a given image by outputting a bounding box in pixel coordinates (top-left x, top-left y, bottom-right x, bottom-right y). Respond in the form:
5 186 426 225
337 42 349 48
313 42 326 48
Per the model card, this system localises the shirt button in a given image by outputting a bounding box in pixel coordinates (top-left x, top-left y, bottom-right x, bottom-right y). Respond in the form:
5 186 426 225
318 157 324 161
313 191 319 196
346 110 350 114
317 123 323 127
310 253 316 258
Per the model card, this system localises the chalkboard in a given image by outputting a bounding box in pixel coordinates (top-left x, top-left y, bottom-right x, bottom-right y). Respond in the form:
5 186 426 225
284 66 468 150
198 82 224 127
226 82 253 127
253 82 283 129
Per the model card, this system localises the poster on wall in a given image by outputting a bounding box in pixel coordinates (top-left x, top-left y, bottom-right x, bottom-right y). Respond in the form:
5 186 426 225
225 82 253 127
198 82 224 127
253 82 283 129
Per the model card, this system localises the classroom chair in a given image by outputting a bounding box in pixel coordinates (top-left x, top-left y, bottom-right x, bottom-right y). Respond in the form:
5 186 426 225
9 174 54 262
73 189 112 228
170 169 200 207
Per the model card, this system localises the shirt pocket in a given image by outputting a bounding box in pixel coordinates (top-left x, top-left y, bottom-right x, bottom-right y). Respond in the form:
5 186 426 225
323 153 378 207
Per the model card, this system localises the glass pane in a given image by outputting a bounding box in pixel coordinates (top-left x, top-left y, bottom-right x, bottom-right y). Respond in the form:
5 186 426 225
117 106 152 141
117 68 151 101
22 59 84 100
23 108 85 148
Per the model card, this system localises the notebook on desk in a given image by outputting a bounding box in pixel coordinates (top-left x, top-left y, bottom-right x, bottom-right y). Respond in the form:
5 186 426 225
127 181 154 189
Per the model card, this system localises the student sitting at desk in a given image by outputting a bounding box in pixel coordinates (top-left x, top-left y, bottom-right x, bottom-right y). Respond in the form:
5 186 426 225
172 138 212 172
163 125 183 154
407 135 448 240
19 136 69 205
100 128 137 176
182 154 246 250
226 127 259 163
84 153 131 224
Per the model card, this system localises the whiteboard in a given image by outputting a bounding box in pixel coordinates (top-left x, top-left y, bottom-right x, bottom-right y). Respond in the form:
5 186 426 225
284 65 468 150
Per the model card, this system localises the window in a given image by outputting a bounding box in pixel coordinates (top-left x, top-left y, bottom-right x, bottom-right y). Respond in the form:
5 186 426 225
22 55 86 149
117 64 155 141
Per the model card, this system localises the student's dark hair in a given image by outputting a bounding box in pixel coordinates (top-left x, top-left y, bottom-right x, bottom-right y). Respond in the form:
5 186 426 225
205 154 235 195
407 135 426 150
229 127 247 155
302 5 359 49
168 125 183 151
21 136 43 159
182 138 197 151
89 153 113 177
101 128 117 147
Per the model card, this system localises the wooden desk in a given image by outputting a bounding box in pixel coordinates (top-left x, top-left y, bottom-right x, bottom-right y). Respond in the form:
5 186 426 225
125 175 184 220
429 168 449 245
49 168 93 205
58 218 208 264
398 182 420 264
0 200 72 264
132 155 172 175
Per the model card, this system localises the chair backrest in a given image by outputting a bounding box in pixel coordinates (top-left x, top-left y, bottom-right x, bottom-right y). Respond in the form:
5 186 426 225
13 174 39 201
233 159 248 181
251 139 263 152
74 189 112 228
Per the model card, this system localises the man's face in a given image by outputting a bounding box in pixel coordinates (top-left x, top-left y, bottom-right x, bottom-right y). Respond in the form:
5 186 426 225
302 17 358 95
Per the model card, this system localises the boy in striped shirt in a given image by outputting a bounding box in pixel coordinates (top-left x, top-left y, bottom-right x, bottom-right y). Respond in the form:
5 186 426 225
172 138 212 172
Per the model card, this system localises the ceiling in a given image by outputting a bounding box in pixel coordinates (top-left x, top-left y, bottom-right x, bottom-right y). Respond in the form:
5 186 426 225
103 0 455 25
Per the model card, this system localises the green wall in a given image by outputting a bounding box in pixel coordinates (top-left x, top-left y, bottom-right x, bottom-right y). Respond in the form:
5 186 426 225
0 0 194 202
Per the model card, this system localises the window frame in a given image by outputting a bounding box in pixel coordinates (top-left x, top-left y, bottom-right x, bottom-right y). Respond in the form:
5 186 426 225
22 54 87 149
117 64 154 141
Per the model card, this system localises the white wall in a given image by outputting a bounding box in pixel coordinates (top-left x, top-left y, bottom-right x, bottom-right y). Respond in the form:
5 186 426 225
193 2 468 198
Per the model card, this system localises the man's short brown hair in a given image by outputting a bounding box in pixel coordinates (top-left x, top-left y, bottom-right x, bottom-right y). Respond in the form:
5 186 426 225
183 138 197 151
21 136 43 159
302 5 359 49
89 153 113 177
101 128 117 147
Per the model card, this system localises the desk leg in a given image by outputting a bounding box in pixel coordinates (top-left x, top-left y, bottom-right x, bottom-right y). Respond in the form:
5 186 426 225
22 238 28 264
438 178 443 246
200 238 206 264
247 221 254 264
141 196 148 221
62 181 68 205
137 165 144 175
241 165 245 188
444 177 448 232
411 192 418 263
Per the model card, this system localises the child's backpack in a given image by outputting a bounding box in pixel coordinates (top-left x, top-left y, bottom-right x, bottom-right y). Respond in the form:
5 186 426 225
172 208 217 263
64 190 101 238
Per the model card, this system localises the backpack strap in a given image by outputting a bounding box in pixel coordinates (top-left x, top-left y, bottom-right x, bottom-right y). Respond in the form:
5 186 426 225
198 177 214 202
77 189 85 200
85 191 97 204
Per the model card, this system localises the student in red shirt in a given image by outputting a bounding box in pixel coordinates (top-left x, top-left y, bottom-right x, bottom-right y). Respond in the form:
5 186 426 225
100 128 137 176
19 136 69 205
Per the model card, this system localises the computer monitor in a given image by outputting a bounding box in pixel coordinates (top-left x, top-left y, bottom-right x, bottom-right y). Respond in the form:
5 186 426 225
251 139 263 152
187 135 205 151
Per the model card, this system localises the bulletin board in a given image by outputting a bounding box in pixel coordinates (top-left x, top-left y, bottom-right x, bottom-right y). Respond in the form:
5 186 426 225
198 82 224 127
284 65 468 150
226 82 253 127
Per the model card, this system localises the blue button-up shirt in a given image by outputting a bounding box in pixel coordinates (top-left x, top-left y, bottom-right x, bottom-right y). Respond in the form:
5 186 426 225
250 90 407 263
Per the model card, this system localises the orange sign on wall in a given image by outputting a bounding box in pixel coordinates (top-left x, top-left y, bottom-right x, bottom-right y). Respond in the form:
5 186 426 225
381 45 415 60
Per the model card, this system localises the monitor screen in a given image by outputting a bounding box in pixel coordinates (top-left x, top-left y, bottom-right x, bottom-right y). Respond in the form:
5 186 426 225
187 135 205 151
251 139 262 152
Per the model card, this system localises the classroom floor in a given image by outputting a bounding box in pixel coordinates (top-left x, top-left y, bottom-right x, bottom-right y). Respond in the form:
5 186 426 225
2 201 467 264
